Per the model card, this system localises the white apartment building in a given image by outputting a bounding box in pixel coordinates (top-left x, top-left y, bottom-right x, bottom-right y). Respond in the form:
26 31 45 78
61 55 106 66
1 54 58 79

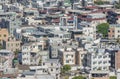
17 66 55 79
48 28 71 40
82 26 94 39
80 22 96 40
0 50 14 72
26 16 46 25
86 13 107 29
42 59 61 79
86 49 110 71
18 59 60 79
58 47 76 65
0 0 9 4
22 42 41 65
117 69 120 79
40 51 49 62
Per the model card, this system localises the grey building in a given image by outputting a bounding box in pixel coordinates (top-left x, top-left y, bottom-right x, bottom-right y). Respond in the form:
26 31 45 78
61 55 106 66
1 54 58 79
0 12 22 35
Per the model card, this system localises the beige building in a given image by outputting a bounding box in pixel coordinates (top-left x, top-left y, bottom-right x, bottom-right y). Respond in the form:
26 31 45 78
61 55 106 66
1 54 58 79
58 47 88 66
3 36 21 52
108 24 120 39
76 48 87 67
0 28 9 44
115 50 120 70
58 47 76 65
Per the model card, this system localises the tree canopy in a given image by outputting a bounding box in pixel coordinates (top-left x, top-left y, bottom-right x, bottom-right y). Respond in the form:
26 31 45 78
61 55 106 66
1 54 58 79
14 49 20 55
61 65 71 73
72 76 86 79
110 76 117 79
94 0 109 5
96 23 109 38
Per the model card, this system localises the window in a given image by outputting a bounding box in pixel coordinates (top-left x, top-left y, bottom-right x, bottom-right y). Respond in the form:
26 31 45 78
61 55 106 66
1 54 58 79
43 63 45 65
103 55 107 58
93 56 96 59
56 68 58 70
51 63 53 66
118 30 120 33
118 35 120 37
93 62 96 64
66 60 69 63
66 55 68 58
98 55 102 58
71 55 73 57
4 34 6 37
51 69 53 71
98 61 102 64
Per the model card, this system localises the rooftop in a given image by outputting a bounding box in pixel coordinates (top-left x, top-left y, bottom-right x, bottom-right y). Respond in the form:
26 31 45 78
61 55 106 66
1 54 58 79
0 50 12 53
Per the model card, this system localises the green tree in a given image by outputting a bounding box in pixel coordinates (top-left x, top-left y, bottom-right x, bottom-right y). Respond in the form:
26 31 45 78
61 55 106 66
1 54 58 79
61 65 71 73
72 76 86 79
110 76 117 79
96 23 109 38
94 0 104 5
14 49 20 60
94 0 109 5
14 50 19 56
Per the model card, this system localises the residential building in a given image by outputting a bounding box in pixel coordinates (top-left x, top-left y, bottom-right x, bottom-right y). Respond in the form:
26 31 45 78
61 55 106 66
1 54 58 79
79 21 96 40
0 50 14 72
60 16 78 28
17 68 55 79
23 8 39 18
109 50 120 70
76 48 87 67
0 0 10 4
86 48 110 71
22 42 42 65
79 13 107 28
3 36 21 52
115 50 120 70
58 47 76 65
48 28 71 40
117 69 120 79
42 59 61 79
90 71 109 79
39 51 49 62
70 30 83 41
108 24 120 39
0 12 22 35
25 16 46 25
18 59 61 79
49 43 61 59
